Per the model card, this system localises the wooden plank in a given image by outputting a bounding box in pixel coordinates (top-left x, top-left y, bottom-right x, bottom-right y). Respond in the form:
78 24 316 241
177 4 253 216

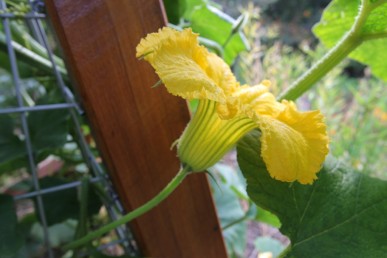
44 0 228 257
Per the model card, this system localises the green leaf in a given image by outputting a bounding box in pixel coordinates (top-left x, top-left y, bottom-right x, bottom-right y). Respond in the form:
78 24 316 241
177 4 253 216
163 0 206 23
190 5 249 64
210 164 247 257
183 0 206 19
0 194 24 257
256 207 281 228
313 0 387 81
237 130 387 258
34 177 102 226
0 115 26 174
163 0 187 24
30 219 77 247
28 108 69 152
0 104 70 174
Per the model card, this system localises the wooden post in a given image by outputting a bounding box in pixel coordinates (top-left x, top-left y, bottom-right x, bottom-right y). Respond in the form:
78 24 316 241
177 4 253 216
45 0 228 257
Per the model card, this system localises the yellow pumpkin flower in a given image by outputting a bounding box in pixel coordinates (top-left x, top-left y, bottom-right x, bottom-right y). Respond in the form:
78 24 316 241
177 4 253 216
136 27 329 184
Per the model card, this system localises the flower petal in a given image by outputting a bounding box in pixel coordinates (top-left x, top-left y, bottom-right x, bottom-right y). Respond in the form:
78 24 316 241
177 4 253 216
206 52 238 96
141 28 228 101
235 81 283 118
256 101 329 184
136 27 179 60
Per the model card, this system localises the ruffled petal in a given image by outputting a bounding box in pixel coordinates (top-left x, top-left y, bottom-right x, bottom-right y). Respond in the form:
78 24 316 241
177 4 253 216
136 27 180 60
206 52 238 96
138 28 228 102
256 101 329 184
234 81 283 118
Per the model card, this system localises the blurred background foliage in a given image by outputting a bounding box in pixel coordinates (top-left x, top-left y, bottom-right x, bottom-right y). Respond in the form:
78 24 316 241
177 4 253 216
0 1 130 257
165 0 387 257
0 0 386 257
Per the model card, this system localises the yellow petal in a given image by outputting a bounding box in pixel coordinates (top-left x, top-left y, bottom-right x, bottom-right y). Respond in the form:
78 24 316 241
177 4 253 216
206 52 238 96
216 101 239 119
136 27 179 59
140 28 229 102
234 82 283 118
213 55 240 119
256 101 329 184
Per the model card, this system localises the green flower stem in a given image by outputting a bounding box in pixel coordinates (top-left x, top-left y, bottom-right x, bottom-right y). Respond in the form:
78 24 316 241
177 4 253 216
278 0 373 101
362 32 387 41
63 165 192 251
278 34 361 101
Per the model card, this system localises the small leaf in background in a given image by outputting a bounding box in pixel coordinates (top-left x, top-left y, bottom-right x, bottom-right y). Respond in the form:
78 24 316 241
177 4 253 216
30 219 77 247
163 0 187 24
0 115 24 160
255 207 281 229
28 108 69 152
163 0 206 23
237 130 387 258
254 236 286 258
0 106 70 174
182 0 206 20
210 164 247 258
0 194 24 257
313 0 387 81
34 177 102 226
190 5 249 64
0 115 27 174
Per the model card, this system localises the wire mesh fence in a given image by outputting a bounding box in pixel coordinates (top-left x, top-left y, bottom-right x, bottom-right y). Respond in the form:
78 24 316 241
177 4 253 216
0 0 138 256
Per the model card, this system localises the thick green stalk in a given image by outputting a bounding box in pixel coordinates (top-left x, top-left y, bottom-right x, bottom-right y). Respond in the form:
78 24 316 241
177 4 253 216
10 22 66 70
63 166 191 251
278 0 372 101
0 32 68 79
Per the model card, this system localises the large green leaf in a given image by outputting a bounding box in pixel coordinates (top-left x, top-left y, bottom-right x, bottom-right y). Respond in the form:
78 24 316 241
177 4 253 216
237 130 387 258
190 5 249 64
163 0 206 22
313 0 387 81
0 194 24 257
183 0 206 19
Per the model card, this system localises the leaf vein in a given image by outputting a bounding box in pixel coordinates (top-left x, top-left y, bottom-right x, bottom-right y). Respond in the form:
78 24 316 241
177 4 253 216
293 197 387 248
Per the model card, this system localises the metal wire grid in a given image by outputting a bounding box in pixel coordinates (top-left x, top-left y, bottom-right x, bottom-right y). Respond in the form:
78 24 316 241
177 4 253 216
0 0 138 257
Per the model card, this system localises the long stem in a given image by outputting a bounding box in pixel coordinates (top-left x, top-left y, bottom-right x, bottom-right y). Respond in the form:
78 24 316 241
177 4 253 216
278 0 372 101
222 213 250 230
72 177 90 258
63 165 192 251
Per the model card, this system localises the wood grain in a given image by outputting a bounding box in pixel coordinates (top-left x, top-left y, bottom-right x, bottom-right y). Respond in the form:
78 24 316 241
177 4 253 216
45 0 228 257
